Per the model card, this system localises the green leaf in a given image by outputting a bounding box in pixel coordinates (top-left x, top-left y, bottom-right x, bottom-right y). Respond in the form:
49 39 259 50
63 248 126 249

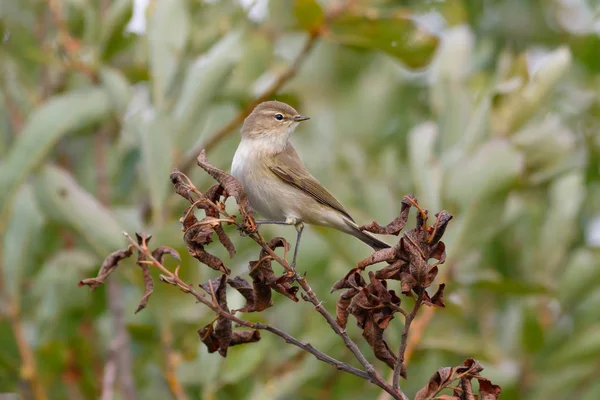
0 88 111 212
147 0 190 108
470 278 552 296
408 122 442 212
491 47 572 135
173 31 242 141
32 249 98 327
99 66 132 117
99 0 134 61
547 324 600 368
294 0 324 32
138 112 174 219
512 115 575 174
2 184 44 300
34 165 124 256
560 249 600 308
444 139 524 207
521 307 545 354
327 10 439 69
537 172 585 273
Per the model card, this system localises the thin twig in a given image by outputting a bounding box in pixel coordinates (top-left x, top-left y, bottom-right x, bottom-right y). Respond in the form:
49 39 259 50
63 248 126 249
46 0 96 80
179 31 320 174
7 307 48 400
297 276 408 400
0 216 46 399
161 323 190 400
3 92 24 134
393 291 425 390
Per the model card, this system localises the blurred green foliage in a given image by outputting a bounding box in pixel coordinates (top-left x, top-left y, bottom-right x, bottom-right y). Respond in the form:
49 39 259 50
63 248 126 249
1 0 600 399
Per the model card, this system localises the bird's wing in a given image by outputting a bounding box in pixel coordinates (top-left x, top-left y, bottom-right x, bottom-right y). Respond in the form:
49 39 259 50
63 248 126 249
268 144 354 222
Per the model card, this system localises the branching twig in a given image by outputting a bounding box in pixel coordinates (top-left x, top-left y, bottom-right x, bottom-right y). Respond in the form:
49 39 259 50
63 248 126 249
297 276 409 400
121 233 391 392
83 151 502 400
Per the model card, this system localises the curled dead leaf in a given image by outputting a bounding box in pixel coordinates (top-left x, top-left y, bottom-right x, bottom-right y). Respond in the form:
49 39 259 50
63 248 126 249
205 184 236 258
78 245 134 290
197 150 255 231
248 237 298 305
360 195 414 235
227 276 256 312
200 275 232 357
478 377 502 399
231 330 261 346
362 316 396 369
336 288 358 329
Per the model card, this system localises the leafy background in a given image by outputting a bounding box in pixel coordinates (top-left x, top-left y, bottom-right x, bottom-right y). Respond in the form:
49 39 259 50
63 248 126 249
1 0 600 399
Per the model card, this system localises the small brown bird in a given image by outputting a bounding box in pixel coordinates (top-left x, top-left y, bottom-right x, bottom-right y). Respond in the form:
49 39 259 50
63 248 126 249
231 101 389 266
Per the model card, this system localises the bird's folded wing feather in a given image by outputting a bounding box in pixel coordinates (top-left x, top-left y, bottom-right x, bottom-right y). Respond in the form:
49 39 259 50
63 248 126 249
268 144 354 222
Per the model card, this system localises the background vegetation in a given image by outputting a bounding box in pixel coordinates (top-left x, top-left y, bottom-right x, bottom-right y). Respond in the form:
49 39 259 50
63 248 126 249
1 0 600 399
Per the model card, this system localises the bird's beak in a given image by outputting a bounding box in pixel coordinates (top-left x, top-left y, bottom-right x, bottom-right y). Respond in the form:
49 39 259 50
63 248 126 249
293 115 310 122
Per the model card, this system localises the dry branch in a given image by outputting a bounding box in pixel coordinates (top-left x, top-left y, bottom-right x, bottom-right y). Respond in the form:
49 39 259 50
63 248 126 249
81 152 500 400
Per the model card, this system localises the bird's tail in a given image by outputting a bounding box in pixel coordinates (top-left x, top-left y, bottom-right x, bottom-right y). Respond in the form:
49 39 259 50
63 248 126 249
343 219 390 250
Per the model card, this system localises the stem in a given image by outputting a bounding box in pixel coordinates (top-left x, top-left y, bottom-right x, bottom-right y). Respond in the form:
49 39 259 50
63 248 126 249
0 211 46 400
161 323 190 400
296 276 408 400
393 291 425 389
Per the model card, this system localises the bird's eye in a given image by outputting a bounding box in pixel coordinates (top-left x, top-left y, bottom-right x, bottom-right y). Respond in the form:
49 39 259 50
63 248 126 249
274 113 284 121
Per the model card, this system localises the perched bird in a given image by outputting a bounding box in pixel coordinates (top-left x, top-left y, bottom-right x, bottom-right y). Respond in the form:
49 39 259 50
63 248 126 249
231 101 389 266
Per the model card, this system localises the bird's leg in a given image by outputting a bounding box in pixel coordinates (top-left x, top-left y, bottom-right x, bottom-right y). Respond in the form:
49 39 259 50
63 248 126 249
291 222 304 272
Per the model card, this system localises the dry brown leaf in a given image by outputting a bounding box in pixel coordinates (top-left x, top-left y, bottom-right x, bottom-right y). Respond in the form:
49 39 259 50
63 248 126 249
227 276 256 312
198 324 219 353
336 288 358 329
78 245 134 290
197 150 255 231
200 275 233 357
205 184 236 258
362 316 396 369
359 195 414 235
478 377 502 400
230 330 261 346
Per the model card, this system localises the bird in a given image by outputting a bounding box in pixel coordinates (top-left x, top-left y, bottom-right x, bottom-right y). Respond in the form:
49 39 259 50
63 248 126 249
231 100 389 267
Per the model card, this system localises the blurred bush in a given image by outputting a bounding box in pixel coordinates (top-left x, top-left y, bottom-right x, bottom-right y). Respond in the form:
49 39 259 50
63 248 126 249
1 0 599 399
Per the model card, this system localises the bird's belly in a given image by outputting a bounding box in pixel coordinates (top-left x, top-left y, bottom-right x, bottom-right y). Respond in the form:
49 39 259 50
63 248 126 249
232 160 289 221
245 176 289 221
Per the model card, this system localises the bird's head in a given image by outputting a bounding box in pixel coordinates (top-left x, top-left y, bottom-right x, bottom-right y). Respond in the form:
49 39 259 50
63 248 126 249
241 101 309 142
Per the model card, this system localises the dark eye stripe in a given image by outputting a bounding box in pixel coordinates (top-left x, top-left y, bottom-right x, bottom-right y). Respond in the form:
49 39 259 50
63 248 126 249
274 113 284 120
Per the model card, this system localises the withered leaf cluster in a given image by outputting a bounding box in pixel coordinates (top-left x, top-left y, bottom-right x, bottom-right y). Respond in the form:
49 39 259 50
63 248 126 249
171 154 301 356
334 271 400 368
171 169 235 274
332 195 452 369
198 275 260 357
414 358 502 400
